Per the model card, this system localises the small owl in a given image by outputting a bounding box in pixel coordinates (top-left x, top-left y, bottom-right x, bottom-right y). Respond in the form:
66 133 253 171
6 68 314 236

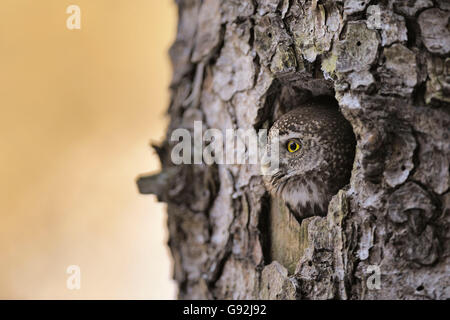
263 100 355 221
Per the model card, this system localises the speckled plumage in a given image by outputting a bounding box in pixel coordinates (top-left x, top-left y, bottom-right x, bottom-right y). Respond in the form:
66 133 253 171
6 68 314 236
263 101 356 222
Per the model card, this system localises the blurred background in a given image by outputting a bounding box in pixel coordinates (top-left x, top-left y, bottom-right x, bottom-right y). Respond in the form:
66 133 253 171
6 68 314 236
0 0 177 299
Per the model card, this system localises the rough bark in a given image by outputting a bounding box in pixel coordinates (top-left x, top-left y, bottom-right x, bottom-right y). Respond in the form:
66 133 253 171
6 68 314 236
139 0 450 299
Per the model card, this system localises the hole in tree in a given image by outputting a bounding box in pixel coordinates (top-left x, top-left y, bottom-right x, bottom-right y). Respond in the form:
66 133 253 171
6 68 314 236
257 79 356 272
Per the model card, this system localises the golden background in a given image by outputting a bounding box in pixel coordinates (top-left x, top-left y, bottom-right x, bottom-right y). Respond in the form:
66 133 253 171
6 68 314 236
0 0 177 298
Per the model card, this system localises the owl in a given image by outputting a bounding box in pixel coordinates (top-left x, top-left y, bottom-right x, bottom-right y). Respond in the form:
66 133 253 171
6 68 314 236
262 100 355 221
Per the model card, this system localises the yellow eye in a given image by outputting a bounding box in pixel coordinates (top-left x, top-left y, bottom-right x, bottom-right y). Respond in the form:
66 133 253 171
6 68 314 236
287 140 300 153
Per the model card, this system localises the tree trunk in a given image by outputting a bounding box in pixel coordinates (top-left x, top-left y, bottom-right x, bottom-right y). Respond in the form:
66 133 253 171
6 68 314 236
138 0 449 299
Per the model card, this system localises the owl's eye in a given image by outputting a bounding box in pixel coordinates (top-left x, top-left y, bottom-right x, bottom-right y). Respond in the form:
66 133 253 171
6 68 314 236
286 140 301 153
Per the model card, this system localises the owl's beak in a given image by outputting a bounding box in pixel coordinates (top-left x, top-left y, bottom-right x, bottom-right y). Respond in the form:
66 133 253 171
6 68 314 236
260 152 279 176
261 161 270 175
260 152 270 175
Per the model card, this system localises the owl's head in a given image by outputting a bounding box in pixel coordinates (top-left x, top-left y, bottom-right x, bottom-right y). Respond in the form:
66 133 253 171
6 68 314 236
262 101 355 219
